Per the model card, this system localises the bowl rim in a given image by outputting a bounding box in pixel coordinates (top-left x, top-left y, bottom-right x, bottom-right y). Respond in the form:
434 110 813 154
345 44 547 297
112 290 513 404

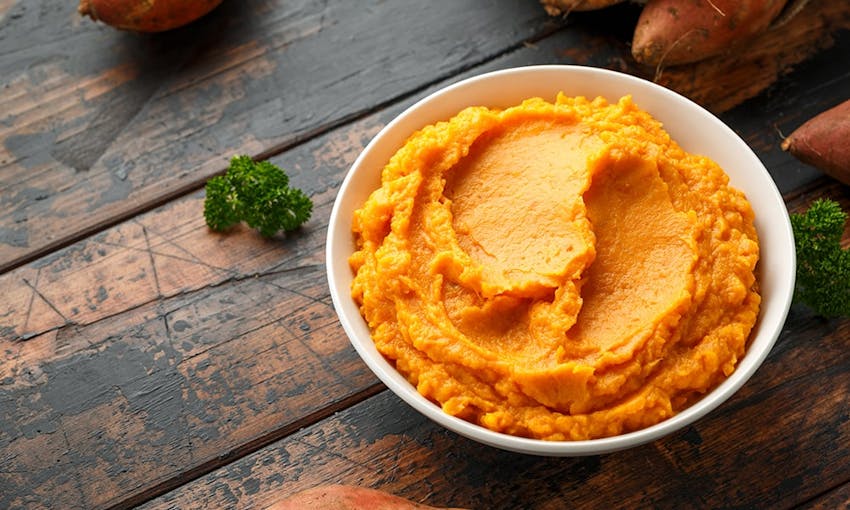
326 64 796 456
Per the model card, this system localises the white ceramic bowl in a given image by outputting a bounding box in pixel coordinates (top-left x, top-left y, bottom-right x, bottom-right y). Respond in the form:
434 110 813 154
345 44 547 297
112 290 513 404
326 65 795 456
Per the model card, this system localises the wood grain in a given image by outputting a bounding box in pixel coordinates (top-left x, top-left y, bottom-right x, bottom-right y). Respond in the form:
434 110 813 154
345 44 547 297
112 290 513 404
1 30 602 505
0 0 565 273
0 24 634 342
3 3 850 509
138 299 850 510
0 27 623 509
0 104 387 509
0 227 381 509
800 482 850 509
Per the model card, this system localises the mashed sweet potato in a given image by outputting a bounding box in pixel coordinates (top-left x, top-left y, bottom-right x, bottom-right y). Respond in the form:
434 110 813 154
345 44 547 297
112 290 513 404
349 94 760 440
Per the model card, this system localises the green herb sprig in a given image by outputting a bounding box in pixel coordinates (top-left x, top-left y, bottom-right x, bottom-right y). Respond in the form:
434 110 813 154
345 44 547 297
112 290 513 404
790 198 850 318
204 155 312 237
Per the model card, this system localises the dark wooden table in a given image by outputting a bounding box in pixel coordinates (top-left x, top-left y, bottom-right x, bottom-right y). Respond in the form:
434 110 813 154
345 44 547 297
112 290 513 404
2 1 849 509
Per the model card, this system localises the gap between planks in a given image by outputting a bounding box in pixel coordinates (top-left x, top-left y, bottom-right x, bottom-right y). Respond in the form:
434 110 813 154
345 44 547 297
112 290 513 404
0 23 566 277
104 383 387 510
7 16 842 507
791 476 850 509
1 22 570 509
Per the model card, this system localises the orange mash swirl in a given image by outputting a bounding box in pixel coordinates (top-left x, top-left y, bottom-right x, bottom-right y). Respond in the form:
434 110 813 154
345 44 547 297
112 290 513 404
349 95 760 440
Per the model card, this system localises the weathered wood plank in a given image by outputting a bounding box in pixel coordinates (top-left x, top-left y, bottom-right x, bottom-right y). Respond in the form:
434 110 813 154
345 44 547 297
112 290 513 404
0 0 565 272
3 0 846 275
0 275 383 510
2 15 849 510
1 28 584 507
0 26 615 510
130 43 850 507
4 18 847 343
135 181 850 510
138 297 850 510
0 103 387 510
1 25 848 509
797 482 850 509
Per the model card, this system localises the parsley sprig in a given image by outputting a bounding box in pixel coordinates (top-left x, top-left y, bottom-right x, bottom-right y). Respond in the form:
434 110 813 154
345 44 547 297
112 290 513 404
204 155 312 237
790 198 850 318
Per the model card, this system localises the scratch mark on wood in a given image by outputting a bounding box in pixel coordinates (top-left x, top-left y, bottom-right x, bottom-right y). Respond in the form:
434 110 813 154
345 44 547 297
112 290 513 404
243 320 347 386
60 426 89 508
385 435 413 484
97 232 329 309
174 313 285 367
21 265 39 338
95 235 237 281
21 270 70 332
290 436 378 473
141 222 234 280
141 224 162 299
96 239 235 276
292 324 349 386
18 294 163 346
252 267 331 308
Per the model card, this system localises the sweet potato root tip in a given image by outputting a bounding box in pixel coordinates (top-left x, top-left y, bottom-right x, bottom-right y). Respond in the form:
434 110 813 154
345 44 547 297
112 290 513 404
781 99 850 184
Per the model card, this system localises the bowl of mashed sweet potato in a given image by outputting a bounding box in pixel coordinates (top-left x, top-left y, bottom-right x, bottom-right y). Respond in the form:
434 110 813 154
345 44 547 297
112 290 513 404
326 65 795 456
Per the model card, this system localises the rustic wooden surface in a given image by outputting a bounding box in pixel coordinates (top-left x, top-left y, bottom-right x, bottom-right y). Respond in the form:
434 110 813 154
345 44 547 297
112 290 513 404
1 0 849 509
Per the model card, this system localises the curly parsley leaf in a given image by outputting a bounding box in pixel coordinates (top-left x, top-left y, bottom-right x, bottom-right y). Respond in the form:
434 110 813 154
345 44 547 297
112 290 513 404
790 198 850 318
204 155 312 237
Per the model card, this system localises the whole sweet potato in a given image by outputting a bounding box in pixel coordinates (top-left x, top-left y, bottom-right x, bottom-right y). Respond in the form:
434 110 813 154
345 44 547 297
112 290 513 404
78 0 223 32
781 99 850 185
540 0 627 15
266 485 467 510
632 0 788 66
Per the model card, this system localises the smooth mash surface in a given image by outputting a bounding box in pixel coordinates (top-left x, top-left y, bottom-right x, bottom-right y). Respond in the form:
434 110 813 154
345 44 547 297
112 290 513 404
349 95 760 440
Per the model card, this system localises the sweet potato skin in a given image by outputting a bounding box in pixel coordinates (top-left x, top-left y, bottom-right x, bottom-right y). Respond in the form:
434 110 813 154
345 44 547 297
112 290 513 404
540 0 627 15
632 0 788 66
781 99 850 184
266 485 467 510
78 0 224 32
